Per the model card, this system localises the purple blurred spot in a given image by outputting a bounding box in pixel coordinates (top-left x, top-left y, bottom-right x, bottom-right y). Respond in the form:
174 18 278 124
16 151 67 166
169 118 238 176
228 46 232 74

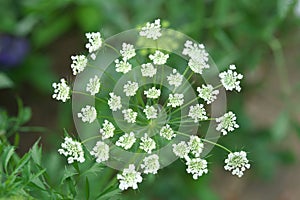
0 34 29 69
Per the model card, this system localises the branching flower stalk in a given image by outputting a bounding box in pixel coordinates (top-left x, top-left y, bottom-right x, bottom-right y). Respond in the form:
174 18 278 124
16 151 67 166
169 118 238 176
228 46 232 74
53 19 251 191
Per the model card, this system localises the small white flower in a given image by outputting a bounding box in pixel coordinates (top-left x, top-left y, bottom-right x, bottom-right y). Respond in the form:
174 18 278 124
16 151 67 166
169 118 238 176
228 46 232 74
172 141 190 158
188 57 209 74
123 81 139 97
141 63 157 77
182 40 209 62
90 141 109 163
182 40 209 74
188 136 204 157
188 104 208 123
86 75 101 95
139 133 156 154
71 55 88 75
186 157 208 179
58 137 85 164
219 64 243 92
167 69 183 88
85 32 102 53
167 93 184 108
52 78 70 102
122 109 138 123
149 50 169 65
139 19 162 40
100 120 115 140
144 87 161 99
143 105 158 120
117 164 143 190
216 111 239 135
120 43 136 61
224 151 250 178
116 132 136 150
141 154 160 174
159 124 176 140
197 84 219 104
108 93 122 111
77 105 97 123
115 59 132 74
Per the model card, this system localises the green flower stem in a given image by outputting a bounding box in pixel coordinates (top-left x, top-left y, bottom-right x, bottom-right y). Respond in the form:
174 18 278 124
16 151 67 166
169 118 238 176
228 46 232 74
175 131 232 153
71 90 106 104
214 84 223 89
87 64 117 83
169 96 200 116
81 135 103 144
104 43 121 56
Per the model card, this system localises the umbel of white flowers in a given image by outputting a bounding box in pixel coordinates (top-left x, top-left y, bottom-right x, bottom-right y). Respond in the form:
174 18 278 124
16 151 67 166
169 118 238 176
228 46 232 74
53 18 250 191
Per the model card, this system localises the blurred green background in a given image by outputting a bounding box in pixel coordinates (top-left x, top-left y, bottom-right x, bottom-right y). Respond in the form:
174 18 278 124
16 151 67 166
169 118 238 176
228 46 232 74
1 0 300 199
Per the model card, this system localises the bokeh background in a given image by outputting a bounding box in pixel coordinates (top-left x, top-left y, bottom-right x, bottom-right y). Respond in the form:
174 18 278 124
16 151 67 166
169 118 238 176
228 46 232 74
1 0 300 199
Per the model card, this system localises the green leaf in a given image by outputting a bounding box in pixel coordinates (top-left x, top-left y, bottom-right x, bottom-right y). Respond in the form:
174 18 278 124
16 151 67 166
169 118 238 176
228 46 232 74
85 177 90 200
30 139 42 165
0 73 13 89
2 146 15 173
60 166 78 184
12 152 31 175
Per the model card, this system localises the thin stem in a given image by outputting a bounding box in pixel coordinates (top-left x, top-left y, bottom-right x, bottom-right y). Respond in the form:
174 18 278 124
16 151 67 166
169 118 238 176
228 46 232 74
72 90 106 104
201 138 232 153
87 64 117 83
81 135 102 144
104 43 121 56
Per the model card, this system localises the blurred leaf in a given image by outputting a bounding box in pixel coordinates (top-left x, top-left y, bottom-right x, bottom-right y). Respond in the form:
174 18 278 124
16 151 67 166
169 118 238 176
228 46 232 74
75 5 103 32
277 0 293 20
85 177 90 200
0 73 13 89
2 146 15 173
271 111 289 141
30 139 42 165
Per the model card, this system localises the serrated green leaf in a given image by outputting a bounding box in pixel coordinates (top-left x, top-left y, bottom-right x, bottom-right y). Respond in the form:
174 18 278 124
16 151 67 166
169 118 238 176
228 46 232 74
2 146 15 173
30 139 42 165
12 153 31 175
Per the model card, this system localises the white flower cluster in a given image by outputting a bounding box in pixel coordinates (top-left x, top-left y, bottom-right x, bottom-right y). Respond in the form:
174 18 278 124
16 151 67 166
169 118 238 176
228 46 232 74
58 137 85 164
77 105 97 123
55 19 250 192
52 78 70 102
90 141 109 163
167 93 184 108
85 32 102 60
139 19 162 40
224 151 250 177
219 64 243 92
216 111 239 135
71 55 88 75
182 40 209 74
86 75 101 95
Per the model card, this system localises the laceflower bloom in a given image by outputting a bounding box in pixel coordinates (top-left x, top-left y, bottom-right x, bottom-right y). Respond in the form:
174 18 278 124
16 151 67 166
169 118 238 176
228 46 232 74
188 135 204 157
224 151 250 177
167 69 183 88
117 164 143 190
182 40 209 74
173 141 190 159
185 157 208 179
77 105 97 123
159 124 176 140
120 43 136 61
167 93 184 108
90 141 109 163
216 111 239 135
139 18 161 40
123 81 139 97
108 93 122 111
188 104 208 123
58 137 85 164
85 32 102 60
115 59 132 74
141 63 157 77
71 55 88 75
143 105 158 120
139 133 156 153
197 84 219 104
99 120 115 140
116 132 136 150
122 109 138 123
149 50 169 65
219 64 243 92
86 75 101 95
141 154 160 174
52 78 70 102
144 87 161 99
